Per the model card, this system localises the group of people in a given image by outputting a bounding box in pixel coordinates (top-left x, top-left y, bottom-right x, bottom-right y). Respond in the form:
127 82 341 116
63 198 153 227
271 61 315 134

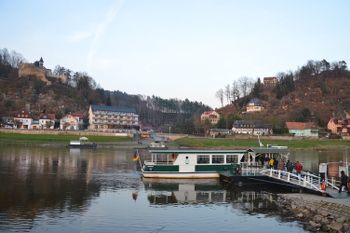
254 154 350 194
259 155 304 175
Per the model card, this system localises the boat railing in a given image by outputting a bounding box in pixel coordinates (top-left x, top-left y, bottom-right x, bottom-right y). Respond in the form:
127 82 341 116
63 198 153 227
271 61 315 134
240 162 262 168
241 162 264 176
259 169 340 192
144 161 175 165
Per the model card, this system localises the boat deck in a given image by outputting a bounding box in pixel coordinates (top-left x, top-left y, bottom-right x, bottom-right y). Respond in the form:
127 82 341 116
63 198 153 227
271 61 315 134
220 168 345 197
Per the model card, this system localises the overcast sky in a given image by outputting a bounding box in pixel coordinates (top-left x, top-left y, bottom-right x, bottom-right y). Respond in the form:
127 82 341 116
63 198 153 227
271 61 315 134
1 0 349 108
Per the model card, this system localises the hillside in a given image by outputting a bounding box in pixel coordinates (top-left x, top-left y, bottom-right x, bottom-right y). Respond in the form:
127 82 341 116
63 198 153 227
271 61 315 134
0 48 210 133
218 60 350 129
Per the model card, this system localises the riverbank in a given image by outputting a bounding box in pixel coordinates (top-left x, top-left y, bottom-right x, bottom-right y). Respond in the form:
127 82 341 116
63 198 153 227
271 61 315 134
275 193 350 232
2 129 350 149
173 136 350 149
0 131 132 143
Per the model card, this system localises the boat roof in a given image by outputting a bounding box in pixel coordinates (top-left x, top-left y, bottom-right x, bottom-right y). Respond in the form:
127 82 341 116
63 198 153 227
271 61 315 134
149 149 247 154
149 147 289 154
248 147 289 154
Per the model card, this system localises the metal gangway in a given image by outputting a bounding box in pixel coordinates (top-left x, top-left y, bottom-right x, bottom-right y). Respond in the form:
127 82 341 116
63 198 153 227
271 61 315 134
259 169 340 194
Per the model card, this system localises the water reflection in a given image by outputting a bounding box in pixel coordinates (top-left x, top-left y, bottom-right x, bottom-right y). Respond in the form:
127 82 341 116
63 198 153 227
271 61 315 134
143 179 279 214
0 143 136 232
0 143 347 233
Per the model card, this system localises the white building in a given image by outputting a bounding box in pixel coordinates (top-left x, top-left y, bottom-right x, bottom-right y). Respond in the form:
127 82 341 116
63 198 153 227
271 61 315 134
201 111 220 125
88 105 139 131
60 113 84 130
39 114 56 129
14 111 32 129
246 98 264 113
232 120 272 135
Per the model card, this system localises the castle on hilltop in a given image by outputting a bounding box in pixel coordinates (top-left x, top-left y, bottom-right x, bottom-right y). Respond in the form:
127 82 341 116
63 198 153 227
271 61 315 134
18 57 67 84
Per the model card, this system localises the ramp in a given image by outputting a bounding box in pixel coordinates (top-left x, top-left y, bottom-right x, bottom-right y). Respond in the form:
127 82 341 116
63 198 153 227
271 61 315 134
259 169 340 195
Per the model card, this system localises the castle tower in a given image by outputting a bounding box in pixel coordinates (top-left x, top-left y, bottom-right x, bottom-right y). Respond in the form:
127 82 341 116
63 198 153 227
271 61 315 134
39 57 44 68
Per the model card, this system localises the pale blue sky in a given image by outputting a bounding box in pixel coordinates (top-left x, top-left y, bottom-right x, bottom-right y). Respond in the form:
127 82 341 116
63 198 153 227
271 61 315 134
1 0 349 108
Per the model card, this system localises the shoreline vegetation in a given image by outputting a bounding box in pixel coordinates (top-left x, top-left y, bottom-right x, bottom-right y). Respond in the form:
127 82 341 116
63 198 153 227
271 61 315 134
173 136 350 149
0 132 132 143
1 130 349 149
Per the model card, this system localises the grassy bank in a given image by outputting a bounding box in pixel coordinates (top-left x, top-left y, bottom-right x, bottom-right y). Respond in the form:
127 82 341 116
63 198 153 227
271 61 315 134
0 132 132 143
173 136 350 149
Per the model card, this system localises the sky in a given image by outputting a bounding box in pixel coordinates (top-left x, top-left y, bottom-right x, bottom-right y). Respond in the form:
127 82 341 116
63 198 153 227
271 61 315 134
1 0 350 108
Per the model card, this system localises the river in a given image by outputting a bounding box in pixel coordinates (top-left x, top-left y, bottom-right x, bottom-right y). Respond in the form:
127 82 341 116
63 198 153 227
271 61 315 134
0 142 348 233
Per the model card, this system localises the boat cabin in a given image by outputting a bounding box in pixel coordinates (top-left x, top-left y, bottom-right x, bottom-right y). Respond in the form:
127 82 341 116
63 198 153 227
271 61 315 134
142 148 289 179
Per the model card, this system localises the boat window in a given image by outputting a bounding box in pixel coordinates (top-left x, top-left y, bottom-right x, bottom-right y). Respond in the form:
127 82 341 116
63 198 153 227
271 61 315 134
152 153 168 163
226 154 238 163
197 155 209 164
212 155 224 164
196 192 209 202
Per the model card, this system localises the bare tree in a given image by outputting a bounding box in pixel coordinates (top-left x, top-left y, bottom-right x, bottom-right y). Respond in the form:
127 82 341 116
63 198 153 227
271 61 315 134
9 50 26 68
0 48 26 67
231 80 240 101
215 88 224 107
238 76 252 97
224 84 231 104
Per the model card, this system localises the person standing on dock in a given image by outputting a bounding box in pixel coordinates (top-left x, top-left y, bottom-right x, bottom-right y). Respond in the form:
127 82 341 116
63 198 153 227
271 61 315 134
295 161 303 175
268 157 274 169
286 160 293 172
338 170 350 193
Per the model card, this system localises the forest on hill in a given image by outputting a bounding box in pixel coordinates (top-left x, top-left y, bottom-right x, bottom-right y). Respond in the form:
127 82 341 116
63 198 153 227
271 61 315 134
215 59 350 131
0 48 210 133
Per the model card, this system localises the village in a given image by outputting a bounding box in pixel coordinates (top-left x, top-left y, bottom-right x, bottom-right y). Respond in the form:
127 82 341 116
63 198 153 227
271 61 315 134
1 74 350 141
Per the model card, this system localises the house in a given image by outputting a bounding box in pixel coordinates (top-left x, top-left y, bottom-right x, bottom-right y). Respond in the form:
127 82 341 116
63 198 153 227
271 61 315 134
286 122 319 137
1 117 15 128
39 114 56 129
263 77 278 88
327 112 350 136
209 128 231 138
200 111 220 125
31 119 40 129
246 98 264 113
232 120 272 135
88 105 139 131
60 113 84 130
14 111 32 129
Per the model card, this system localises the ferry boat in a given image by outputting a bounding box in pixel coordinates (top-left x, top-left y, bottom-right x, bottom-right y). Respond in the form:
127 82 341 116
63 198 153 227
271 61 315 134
141 148 289 179
68 137 97 149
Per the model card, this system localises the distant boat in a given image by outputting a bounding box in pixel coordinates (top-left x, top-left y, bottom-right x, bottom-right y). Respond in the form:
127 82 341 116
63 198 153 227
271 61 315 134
69 137 97 148
149 141 167 149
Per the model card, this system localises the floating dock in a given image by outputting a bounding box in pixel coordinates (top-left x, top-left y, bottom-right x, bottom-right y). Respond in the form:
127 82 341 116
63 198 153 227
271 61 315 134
220 168 343 197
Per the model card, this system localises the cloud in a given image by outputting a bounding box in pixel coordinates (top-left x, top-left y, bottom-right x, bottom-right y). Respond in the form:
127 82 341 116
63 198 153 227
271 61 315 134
66 31 93 42
87 0 125 72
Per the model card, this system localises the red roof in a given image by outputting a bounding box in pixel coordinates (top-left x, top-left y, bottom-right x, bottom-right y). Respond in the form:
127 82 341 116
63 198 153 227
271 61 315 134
15 110 31 118
263 77 277 80
71 112 85 118
286 122 317 130
40 113 56 120
202 111 218 116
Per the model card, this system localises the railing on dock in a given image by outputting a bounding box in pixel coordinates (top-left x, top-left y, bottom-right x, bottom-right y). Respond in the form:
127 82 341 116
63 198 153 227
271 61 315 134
259 169 339 193
241 162 263 176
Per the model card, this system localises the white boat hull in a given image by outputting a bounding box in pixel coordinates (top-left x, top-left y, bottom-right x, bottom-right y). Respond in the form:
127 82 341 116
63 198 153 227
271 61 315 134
142 172 220 179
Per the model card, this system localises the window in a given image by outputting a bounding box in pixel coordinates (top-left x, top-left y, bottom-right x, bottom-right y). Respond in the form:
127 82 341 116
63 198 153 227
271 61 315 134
226 155 238 163
212 155 224 164
197 155 209 164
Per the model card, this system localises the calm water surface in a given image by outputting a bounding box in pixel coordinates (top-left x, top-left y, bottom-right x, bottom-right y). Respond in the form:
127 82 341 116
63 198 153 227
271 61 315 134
0 142 347 233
